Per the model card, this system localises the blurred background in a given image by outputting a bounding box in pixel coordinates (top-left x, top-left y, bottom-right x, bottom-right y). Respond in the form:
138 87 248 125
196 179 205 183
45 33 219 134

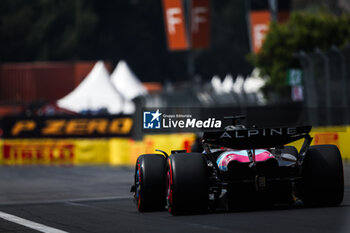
1 0 350 165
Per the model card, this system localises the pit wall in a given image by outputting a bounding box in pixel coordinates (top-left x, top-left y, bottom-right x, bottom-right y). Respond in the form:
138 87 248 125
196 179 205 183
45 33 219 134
0 126 349 166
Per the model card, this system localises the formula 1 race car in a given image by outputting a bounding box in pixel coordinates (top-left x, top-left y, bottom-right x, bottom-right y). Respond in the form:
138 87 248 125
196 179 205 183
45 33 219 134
131 117 344 215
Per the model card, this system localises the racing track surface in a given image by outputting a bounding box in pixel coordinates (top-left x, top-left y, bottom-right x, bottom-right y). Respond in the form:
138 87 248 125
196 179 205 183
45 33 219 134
0 165 349 233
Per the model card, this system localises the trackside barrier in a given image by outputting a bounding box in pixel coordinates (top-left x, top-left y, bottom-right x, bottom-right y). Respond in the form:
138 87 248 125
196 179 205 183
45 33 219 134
0 133 196 166
1 126 349 166
288 126 350 161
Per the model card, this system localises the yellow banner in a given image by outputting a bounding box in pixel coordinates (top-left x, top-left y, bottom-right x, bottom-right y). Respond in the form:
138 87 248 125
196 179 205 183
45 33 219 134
1 126 349 166
0 133 196 165
288 126 350 160
2 139 75 165
74 139 110 165
109 133 196 166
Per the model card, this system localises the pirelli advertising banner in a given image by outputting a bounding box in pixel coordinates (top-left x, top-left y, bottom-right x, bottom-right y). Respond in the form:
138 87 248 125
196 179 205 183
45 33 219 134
1 115 133 138
0 134 196 165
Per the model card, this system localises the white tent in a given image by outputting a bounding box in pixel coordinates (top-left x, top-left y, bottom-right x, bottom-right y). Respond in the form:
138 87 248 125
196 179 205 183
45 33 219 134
243 68 266 94
233 75 245 94
57 61 125 114
211 75 222 93
222 74 234 93
110 60 147 100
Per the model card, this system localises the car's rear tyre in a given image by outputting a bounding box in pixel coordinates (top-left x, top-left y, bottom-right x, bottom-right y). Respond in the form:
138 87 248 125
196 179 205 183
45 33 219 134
167 153 209 215
301 145 344 207
135 154 167 212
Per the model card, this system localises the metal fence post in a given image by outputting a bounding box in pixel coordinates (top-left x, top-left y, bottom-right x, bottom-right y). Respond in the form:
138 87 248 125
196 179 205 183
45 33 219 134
331 45 348 124
341 44 350 124
315 48 331 125
297 51 318 126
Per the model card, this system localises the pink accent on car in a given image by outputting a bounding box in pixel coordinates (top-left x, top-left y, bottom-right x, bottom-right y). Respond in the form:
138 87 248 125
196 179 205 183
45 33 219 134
216 149 274 171
255 151 274 162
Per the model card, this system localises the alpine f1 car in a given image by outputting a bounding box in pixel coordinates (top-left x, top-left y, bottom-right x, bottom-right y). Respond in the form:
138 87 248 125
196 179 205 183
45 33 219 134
131 117 344 215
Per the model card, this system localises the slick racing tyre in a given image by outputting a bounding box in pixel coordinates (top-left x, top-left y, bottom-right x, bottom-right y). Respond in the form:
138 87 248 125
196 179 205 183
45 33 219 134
302 145 344 207
167 153 209 215
134 154 167 212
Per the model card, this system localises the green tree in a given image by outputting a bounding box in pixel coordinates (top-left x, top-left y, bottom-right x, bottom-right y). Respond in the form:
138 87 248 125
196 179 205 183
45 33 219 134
0 0 253 82
0 0 98 61
248 10 350 97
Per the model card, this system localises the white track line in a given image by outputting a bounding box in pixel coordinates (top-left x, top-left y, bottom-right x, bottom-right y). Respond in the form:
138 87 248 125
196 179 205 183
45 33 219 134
0 195 132 207
0 211 68 233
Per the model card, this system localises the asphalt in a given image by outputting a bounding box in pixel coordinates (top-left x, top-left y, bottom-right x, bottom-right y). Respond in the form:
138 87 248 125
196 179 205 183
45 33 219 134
0 165 349 233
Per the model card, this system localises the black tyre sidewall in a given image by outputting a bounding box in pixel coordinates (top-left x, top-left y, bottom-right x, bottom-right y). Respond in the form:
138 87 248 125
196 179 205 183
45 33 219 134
168 153 209 215
302 145 344 207
136 154 167 212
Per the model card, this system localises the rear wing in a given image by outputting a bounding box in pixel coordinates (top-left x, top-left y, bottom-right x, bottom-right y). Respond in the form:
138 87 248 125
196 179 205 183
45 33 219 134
202 126 312 149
